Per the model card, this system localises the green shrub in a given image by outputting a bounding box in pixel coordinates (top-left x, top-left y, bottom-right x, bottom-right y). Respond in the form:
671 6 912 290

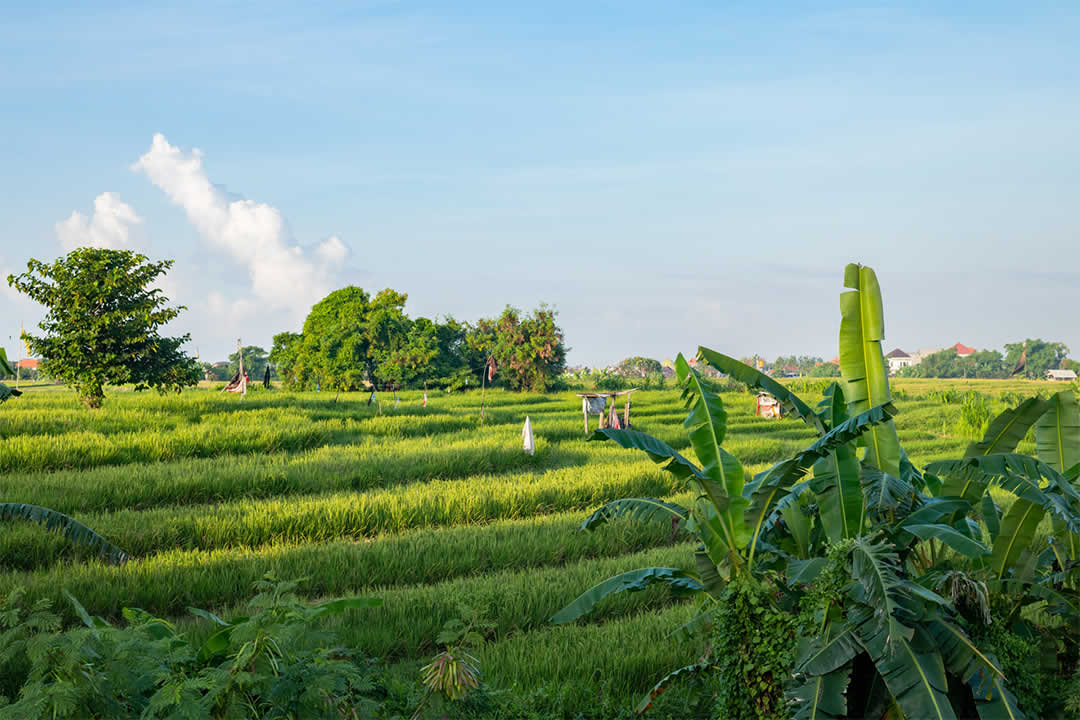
0 576 383 719
711 578 796 720
975 619 1071 720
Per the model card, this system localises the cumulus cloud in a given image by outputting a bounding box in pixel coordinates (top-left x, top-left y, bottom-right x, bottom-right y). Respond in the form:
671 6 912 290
56 192 142 251
131 133 350 320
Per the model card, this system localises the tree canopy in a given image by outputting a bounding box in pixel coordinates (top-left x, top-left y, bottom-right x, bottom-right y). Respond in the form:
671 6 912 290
475 306 567 392
271 290 565 392
1005 338 1070 379
7 248 200 407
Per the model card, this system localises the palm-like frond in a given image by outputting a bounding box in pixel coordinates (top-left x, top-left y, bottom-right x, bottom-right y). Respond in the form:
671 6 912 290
0 503 130 564
550 567 703 624
1035 390 1080 473
579 498 688 532
965 396 1050 458
695 347 825 435
850 605 957 720
837 263 901 477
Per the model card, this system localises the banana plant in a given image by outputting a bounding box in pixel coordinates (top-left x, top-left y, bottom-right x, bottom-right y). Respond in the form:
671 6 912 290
924 391 1080 654
551 354 899 624
553 262 1039 718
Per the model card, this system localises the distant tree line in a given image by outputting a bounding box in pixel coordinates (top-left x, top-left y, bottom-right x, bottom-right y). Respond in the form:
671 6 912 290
269 287 567 392
898 339 1072 379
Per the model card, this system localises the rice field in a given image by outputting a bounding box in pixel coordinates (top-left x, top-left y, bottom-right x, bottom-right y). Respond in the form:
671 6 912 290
0 378 1057 717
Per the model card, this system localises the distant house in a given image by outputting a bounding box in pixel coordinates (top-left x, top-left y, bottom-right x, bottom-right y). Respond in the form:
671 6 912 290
1046 369 1078 382
885 348 914 375
15 358 38 370
661 366 675 379
910 348 942 364
952 343 976 358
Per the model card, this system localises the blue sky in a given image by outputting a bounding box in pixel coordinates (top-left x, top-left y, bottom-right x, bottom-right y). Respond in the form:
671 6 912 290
2 1 1078 366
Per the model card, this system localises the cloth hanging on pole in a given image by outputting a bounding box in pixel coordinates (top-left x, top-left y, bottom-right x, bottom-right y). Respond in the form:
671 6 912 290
422 381 428 407
487 356 497 382
222 371 247 395
522 416 534 456
609 405 622 430
263 366 271 389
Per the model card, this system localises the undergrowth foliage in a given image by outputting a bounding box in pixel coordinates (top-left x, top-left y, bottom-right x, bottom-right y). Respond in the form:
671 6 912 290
710 578 795 720
0 576 383 720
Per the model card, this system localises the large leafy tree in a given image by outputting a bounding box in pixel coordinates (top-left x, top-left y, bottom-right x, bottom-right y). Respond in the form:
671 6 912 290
7 249 199 408
269 331 304 388
296 287 374 391
902 348 1008 379
479 306 567 392
1005 338 1069 379
616 356 662 379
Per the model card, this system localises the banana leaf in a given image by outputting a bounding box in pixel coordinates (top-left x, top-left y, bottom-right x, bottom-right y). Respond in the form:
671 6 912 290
927 454 1080 532
904 524 990 558
795 621 860 676
694 545 725 597
928 619 1004 686
851 606 957 720
590 427 707 485
981 495 1002 543
579 497 688 532
788 611 857 719
696 347 825 435
929 453 1080 505
850 536 914 645
676 353 749 550
309 596 383 618
838 263 901 476
965 396 1050 457
790 663 852 720
968 651 1027 720
787 557 828 586
862 465 920 521
1035 390 1080 473
0 348 13 376
899 498 973 528
745 401 898 559
0 503 129 565
550 567 703 624
812 443 862 544
988 499 1046 580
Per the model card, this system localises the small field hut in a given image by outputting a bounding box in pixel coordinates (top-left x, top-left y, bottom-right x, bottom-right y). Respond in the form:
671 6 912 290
576 389 637 434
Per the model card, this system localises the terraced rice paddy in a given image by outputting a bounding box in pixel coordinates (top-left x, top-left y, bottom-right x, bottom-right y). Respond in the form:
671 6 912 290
0 379 1054 716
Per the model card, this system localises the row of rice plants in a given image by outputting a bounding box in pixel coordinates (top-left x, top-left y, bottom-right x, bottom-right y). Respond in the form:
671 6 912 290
0 506 693 619
0 457 682 570
166 545 696 658
0 430 583 513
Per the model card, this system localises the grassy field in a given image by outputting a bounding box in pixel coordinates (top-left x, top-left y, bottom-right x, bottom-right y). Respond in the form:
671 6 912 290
0 377 1062 716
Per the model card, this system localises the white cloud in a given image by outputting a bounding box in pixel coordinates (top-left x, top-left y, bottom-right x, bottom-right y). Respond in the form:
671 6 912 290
131 133 351 322
56 192 142 251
